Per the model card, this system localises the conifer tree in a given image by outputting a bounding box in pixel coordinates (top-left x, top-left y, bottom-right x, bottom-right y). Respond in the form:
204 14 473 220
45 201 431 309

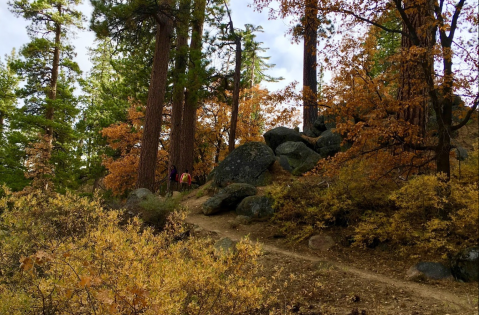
0 53 29 191
8 0 83 190
91 0 175 192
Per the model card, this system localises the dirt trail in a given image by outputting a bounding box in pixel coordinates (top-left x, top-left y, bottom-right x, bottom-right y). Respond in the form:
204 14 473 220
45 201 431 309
182 195 478 314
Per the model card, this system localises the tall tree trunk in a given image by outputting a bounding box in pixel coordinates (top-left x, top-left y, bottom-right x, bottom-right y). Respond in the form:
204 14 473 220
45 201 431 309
228 37 242 153
302 0 318 134
397 0 434 136
0 112 4 136
169 0 190 174
46 18 61 148
136 18 173 191
180 0 207 175
224 2 242 153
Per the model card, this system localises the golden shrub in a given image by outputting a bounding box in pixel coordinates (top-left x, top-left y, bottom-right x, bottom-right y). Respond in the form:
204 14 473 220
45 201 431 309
353 172 479 254
268 159 394 241
0 190 273 314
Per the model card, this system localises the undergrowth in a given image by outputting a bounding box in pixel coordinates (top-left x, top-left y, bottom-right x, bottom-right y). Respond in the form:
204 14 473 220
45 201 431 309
0 188 279 314
267 148 479 256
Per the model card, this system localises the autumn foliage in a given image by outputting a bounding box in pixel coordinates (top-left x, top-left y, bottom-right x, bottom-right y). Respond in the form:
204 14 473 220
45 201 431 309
268 145 479 255
100 86 299 193
101 103 167 196
0 189 276 314
194 85 300 181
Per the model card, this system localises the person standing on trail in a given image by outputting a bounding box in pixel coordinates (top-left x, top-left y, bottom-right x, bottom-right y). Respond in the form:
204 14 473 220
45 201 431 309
180 169 192 191
168 165 178 193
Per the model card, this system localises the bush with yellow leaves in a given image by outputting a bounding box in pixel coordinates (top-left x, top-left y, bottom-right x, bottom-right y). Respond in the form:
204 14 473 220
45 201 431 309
354 172 478 255
353 146 478 254
268 149 478 255
0 189 273 314
267 159 395 242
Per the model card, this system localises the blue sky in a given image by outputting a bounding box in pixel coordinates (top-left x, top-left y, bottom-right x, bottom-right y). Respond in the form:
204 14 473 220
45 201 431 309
0 0 303 92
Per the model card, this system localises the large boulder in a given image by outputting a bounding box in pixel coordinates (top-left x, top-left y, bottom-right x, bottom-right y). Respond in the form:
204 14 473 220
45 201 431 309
315 129 342 158
276 141 321 175
202 183 257 215
451 246 479 282
264 126 312 152
406 262 453 281
236 195 274 218
303 116 329 137
212 142 275 188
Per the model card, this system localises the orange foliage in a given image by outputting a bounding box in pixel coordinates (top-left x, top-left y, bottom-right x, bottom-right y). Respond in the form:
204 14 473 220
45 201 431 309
255 0 478 181
194 85 300 181
101 103 167 196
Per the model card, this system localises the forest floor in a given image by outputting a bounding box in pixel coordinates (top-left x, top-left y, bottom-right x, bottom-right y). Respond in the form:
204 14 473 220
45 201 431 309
179 191 479 315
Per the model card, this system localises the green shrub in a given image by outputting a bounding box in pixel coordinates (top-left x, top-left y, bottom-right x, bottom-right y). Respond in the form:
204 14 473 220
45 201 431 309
138 194 181 229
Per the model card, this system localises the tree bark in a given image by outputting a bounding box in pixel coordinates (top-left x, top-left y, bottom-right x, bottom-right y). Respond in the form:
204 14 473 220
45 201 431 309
397 0 435 136
180 0 207 175
228 37 242 153
169 0 190 174
46 15 62 148
302 0 318 134
136 18 173 191
223 1 242 153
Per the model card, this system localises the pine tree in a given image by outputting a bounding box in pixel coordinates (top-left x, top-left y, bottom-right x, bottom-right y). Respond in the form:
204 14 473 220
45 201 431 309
91 0 175 192
8 0 83 190
0 53 29 191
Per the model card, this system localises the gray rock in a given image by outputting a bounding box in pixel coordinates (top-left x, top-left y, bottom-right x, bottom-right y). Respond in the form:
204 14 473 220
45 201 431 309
451 246 479 282
264 126 313 152
315 129 342 158
212 142 275 188
214 237 237 256
278 155 293 172
308 235 335 251
130 188 153 200
276 141 321 175
304 116 330 137
236 196 274 218
406 262 453 281
125 188 154 209
455 147 468 161
202 183 258 215
313 116 328 134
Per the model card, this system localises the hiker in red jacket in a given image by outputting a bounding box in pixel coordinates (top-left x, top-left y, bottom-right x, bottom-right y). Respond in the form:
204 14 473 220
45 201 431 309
180 169 192 192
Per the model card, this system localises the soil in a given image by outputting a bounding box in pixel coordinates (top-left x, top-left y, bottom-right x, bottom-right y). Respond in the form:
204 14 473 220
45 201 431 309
180 191 479 315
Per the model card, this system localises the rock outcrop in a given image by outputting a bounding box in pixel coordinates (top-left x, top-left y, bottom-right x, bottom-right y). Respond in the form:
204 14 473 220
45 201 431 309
264 126 313 152
275 141 321 175
236 196 274 218
406 262 453 281
211 142 275 188
202 183 258 215
451 246 479 282
263 115 345 175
